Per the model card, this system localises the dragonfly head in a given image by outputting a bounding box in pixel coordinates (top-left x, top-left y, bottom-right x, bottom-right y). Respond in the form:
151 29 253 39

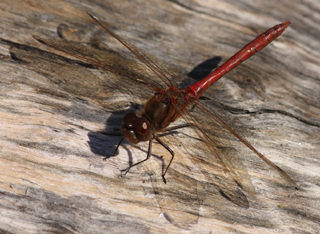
121 112 153 144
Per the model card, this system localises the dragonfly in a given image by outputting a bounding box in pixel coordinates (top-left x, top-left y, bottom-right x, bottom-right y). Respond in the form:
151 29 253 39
33 12 296 225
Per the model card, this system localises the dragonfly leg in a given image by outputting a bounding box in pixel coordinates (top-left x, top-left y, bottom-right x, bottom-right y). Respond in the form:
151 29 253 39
156 123 195 138
155 137 174 184
123 140 153 175
163 123 192 132
104 138 124 160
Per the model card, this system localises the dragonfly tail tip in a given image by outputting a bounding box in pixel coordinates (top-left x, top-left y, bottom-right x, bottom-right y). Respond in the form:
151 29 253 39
281 21 291 29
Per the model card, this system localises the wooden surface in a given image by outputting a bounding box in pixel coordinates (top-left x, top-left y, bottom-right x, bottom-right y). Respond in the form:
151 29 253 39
0 0 320 233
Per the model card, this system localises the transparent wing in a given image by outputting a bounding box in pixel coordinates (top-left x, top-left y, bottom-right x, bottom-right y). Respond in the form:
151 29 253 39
87 12 182 89
181 101 256 197
198 101 296 186
33 35 165 91
142 161 200 229
180 97 296 200
33 14 185 94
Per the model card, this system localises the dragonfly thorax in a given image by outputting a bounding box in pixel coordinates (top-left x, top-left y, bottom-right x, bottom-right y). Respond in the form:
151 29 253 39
143 90 185 131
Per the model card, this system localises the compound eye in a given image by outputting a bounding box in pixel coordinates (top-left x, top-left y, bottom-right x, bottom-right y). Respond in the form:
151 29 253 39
133 117 150 135
122 112 137 128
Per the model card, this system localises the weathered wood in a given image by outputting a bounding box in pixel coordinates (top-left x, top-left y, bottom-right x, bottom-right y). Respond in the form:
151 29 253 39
0 0 319 233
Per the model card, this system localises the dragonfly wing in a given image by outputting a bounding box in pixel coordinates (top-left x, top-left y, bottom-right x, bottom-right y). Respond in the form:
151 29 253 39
33 32 188 110
33 36 166 91
87 12 183 89
141 157 200 229
180 100 256 198
193 99 296 186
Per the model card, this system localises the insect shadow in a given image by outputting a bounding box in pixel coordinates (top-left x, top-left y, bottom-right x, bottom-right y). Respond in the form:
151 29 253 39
87 105 136 159
187 56 222 81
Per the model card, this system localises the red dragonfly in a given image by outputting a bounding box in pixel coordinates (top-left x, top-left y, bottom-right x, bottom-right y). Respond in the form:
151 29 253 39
34 12 296 226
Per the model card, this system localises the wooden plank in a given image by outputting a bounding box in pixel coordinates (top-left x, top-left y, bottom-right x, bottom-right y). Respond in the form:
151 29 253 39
0 0 319 233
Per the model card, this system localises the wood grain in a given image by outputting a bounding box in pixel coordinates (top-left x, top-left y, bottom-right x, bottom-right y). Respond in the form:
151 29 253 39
0 0 319 233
